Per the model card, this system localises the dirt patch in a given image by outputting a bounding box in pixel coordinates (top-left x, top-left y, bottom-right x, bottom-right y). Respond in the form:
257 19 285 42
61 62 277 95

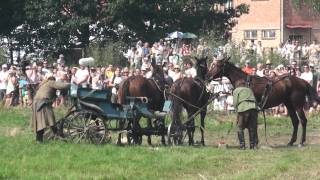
0 127 24 137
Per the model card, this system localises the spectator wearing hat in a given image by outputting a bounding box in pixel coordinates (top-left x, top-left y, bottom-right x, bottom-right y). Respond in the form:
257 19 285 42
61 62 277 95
242 60 253 75
172 65 183 82
0 64 9 101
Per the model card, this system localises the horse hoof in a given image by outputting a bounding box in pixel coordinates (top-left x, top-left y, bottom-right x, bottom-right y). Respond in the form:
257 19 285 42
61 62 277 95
298 144 304 148
287 142 294 147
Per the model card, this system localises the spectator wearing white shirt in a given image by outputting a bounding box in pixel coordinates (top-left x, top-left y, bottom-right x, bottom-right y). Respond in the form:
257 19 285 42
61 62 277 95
0 64 9 101
300 65 313 85
256 63 264 77
74 65 89 88
184 61 197 78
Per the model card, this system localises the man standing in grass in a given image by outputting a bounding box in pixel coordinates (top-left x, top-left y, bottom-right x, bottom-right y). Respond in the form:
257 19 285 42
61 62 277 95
31 73 70 143
233 80 258 150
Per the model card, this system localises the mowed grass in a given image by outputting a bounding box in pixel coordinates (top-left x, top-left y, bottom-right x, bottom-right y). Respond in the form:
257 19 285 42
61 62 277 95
1 107 320 179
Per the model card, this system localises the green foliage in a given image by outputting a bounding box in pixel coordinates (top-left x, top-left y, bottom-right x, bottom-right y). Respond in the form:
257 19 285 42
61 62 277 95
0 48 7 65
88 41 127 67
110 0 249 43
292 0 320 12
0 0 26 36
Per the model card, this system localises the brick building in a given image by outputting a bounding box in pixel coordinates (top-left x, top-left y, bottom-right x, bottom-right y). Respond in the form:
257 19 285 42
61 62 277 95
231 0 320 48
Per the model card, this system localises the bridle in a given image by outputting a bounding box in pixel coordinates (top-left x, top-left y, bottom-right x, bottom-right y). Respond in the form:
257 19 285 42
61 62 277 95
206 60 226 83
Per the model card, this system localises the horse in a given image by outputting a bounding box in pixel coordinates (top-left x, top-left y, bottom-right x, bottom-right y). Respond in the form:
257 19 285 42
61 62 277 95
117 62 166 145
169 57 210 145
206 57 320 146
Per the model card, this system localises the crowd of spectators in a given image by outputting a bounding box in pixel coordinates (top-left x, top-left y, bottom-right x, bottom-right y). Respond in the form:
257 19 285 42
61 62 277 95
0 38 320 117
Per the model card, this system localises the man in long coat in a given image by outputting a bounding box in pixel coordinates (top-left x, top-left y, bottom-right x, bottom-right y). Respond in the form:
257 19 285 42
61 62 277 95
233 81 258 149
31 73 70 143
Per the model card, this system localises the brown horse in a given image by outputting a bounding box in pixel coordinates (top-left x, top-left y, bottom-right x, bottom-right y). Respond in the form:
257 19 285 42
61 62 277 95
206 58 320 146
170 57 210 145
118 62 166 145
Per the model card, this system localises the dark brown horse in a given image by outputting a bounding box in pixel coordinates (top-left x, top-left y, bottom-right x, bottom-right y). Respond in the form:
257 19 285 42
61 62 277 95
206 58 320 146
118 62 166 145
170 57 210 145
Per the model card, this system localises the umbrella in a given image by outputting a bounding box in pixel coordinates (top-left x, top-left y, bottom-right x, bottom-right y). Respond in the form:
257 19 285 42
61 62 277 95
167 31 184 39
182 32 197 39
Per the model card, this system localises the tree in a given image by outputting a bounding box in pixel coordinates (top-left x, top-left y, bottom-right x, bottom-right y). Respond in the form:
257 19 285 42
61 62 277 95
292 0 320 13
24 0 115 56
109 0 249 43
0 0 26 36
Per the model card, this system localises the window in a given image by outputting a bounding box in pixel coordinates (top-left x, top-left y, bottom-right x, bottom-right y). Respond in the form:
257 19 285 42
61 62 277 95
244 30 257 40
262 30 276 39
289 35 303 41
224 0 233 9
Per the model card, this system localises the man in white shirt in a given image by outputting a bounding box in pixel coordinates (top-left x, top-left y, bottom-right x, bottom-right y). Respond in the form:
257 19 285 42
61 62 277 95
74 65 90 88
184 61 197 78
300 65 313 85
0 64 9 101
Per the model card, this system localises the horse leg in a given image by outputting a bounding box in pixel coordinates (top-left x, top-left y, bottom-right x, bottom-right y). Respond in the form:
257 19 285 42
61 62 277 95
200 110 206 146
159 118 166 145
286 104 299 146
187 115 195 146
147 118 152 146
297 109 308 146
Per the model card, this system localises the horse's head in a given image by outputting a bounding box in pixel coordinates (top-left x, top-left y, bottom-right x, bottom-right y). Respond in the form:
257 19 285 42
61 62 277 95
195 56 208 80
150 60 166 87
206 56 230 81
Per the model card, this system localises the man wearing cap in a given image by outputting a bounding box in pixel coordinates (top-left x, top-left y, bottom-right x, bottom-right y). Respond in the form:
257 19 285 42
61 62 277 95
31 73 70 143
0 64 9 101
233 80 258 149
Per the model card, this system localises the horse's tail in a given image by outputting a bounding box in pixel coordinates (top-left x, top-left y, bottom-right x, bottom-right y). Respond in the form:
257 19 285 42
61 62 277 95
306 82 320 104
117 78 130 104
170 82 183 126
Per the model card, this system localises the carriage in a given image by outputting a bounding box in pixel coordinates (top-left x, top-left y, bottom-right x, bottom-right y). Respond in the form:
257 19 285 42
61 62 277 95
58 86 173 145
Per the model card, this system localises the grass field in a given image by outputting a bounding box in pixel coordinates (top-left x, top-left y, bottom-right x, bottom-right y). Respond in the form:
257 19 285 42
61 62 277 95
1 107 320 179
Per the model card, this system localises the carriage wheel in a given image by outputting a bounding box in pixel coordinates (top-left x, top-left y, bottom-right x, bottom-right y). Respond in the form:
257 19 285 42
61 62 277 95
167 122 184 145
61 111 109 144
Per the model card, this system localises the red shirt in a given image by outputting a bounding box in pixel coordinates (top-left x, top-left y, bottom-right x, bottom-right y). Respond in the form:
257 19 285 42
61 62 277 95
242 66 253 75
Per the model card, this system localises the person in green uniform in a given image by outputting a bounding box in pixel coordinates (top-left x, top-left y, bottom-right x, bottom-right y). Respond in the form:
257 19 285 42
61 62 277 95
31 73 70 143
233 80 258 149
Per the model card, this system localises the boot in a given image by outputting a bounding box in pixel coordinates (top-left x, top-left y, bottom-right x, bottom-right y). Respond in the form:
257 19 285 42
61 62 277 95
238 130 245 150
36 130 44 143
249 128 256 149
